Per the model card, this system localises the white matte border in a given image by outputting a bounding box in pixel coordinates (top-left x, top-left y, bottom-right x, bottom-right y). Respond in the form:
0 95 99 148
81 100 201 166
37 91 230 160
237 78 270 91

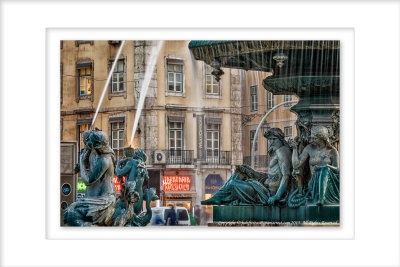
1 1 399 267
48 28 354 241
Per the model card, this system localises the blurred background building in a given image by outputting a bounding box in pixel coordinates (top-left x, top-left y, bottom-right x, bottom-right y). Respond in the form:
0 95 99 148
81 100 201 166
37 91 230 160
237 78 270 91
60 40 297 225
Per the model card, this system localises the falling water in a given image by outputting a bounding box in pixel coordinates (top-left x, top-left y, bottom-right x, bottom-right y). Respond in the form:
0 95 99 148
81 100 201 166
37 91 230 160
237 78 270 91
129 40 164 146
91 40 126 129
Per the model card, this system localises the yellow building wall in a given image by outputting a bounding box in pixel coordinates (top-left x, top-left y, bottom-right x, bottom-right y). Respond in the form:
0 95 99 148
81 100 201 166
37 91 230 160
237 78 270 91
243 70 298 157
61 41 136 149
155 41 233 154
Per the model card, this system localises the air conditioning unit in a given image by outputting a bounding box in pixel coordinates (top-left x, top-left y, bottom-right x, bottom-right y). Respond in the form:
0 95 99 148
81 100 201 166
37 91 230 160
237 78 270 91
153 150 167 164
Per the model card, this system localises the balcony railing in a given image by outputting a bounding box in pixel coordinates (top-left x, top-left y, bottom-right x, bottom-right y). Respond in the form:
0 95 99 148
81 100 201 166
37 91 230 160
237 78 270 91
243 155 270 169
114 149 232 166
202 151 232 165
165 150 195 165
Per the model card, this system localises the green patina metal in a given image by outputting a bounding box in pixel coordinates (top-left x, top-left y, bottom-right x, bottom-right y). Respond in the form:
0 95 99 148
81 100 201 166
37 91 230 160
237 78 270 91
188 40 234 48
64 131 158 227
263 76 340 95
189 40 340 73
213 205 339 223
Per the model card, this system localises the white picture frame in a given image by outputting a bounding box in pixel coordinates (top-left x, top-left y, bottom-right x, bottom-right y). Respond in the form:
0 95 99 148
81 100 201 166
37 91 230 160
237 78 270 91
1 1 399 266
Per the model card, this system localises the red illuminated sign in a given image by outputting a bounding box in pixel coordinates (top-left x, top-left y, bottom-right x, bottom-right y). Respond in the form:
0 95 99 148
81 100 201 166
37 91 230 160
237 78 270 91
113 176 126 192
163 176 191 191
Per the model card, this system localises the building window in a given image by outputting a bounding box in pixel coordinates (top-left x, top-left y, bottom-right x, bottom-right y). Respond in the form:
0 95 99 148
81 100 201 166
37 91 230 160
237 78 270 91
79 68 92 95
284 95 292 107
169 122 183 157
75 40 93 46
76 60 93 101
250 130 258 153
267 91 274 109
111 121 125 150
284 126 293 139
78 124 90 151
206 124 220 158
167 62 183 93
111 59 125 93
205 64 220 96
250 85 258 112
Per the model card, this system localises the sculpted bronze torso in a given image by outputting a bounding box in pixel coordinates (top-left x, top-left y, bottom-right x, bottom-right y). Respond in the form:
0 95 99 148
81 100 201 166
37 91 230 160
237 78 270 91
64 130 117 226
288 125 340 206
113 149 150 223
81 149 115 198
202 128 292 206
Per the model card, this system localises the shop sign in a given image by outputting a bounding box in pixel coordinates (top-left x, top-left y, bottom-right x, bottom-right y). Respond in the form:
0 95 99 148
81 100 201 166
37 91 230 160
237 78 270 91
205 175 224 194
77 181 87 192
197 115 205 160
163 176 191 191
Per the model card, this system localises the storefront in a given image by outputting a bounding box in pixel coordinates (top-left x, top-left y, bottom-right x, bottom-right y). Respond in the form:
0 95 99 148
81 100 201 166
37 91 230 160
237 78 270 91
162 172 196 211
203 174 224 224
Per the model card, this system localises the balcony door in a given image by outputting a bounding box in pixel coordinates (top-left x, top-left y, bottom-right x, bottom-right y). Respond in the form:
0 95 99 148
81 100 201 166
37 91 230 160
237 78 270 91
206 124 220 164
168 122 183 163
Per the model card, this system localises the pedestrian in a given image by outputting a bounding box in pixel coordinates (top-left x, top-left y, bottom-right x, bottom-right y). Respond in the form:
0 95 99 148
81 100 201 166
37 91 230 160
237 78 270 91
194 205 201 225
164 205 177 226
154 214 164 225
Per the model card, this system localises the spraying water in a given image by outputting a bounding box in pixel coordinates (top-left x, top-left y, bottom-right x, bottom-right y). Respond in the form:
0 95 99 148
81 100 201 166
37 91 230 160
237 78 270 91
129 41 164 146
91 40 126 129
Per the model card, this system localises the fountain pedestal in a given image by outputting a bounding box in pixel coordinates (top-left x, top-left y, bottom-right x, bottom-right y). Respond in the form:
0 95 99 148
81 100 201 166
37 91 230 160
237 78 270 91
263 75 340 148
213 205 339 223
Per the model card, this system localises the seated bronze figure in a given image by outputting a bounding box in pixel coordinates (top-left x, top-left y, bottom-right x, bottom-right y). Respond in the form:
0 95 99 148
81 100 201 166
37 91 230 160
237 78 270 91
202 128 292 206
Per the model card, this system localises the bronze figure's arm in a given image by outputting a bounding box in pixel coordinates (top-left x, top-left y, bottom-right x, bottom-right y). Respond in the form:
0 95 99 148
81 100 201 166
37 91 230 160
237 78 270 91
116 158 132 177
288 139 309 170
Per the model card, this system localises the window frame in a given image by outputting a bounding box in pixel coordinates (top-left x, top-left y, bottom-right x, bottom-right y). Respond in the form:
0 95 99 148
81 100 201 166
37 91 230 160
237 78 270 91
284 126 293 139
204 64 221 98
108 57 127 99
165 57 185 97
76 119 92 152
76 60 94 102
266 90 275 109
206 123 220 159
168 121 184 157
250 85 258 112
284 94 293 107
109 117 126 160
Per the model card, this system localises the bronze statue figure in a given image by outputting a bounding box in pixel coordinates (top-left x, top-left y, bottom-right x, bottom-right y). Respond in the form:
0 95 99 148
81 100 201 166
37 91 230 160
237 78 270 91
64 129 117 226
288 125 340 207
202 128 292 206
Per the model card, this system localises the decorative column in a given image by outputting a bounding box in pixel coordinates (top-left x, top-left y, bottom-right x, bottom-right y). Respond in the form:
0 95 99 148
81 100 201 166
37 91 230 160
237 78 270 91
134 41 159 151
